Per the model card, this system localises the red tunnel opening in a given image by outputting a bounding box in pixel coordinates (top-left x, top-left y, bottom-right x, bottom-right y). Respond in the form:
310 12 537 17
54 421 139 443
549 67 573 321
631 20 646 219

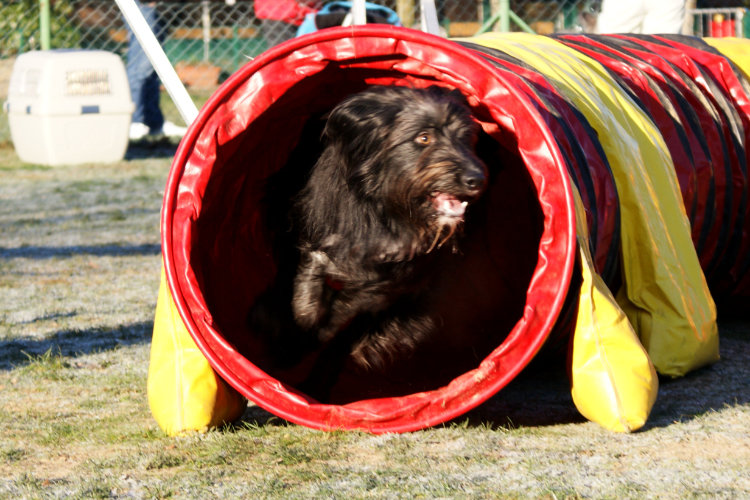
162 26 577 433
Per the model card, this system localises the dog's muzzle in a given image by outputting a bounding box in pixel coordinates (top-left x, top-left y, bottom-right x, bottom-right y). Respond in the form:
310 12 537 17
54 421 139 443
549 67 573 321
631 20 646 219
432 192 469 218
431 160 487 220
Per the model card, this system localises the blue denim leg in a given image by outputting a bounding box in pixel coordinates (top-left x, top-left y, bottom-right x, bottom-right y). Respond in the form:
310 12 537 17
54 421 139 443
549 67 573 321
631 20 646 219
126 1 165 132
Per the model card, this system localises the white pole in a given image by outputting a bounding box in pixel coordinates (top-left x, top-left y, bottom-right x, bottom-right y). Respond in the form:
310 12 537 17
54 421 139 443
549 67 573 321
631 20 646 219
420 0 441 35
351 0 367 25
115 0 199 125
202 0 210 62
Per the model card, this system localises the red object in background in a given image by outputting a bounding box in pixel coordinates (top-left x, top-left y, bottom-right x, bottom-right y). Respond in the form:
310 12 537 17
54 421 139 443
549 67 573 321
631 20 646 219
722 18 735 37
711 14 724 37
253 0 321 26
709 14 735 38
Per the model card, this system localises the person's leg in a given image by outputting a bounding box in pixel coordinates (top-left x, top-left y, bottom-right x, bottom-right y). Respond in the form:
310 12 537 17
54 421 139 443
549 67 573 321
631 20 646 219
126 29 149 126
126 1 164 132
139 67 164 132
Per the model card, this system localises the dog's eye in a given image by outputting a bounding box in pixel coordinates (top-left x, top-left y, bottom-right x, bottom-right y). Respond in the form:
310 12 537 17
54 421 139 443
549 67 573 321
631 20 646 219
415 132 433 146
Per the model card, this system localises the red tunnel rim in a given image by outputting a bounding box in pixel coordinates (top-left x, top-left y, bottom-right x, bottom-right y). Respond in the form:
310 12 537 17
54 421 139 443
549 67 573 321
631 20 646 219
161 25 577 433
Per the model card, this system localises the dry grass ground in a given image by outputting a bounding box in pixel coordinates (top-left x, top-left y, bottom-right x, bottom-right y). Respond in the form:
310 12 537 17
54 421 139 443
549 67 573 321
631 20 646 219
0 142 748 499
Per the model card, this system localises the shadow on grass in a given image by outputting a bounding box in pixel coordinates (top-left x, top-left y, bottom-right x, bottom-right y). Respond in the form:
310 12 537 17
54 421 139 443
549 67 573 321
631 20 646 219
469 320 750 431
0 321 152 371
459 356 587 429
235 405 290 430
125 138 180 160
644 322 750 429
0 243 161 259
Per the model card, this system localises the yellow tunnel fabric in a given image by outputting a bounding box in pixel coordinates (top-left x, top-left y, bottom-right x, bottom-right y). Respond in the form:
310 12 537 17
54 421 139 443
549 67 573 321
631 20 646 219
570 184 658 432
470 33 719 378
705 37 750 80
148 270 246 436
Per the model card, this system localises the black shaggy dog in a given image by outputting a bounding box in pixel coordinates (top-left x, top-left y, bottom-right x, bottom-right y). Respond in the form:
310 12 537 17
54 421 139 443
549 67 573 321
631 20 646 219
251 85 489 399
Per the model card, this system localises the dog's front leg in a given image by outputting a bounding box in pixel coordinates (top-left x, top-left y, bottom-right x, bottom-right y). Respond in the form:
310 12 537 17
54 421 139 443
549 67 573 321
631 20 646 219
292 249 333 331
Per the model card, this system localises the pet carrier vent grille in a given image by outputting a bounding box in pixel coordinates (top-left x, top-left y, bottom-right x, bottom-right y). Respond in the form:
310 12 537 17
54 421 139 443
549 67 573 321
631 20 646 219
65 69 111 96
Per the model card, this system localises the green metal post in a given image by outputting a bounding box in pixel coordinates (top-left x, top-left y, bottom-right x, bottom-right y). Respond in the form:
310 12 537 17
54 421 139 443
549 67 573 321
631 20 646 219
508 10 534 33
40 0 51 50
233 25 239 73
478 7 535 34
499 0 510 32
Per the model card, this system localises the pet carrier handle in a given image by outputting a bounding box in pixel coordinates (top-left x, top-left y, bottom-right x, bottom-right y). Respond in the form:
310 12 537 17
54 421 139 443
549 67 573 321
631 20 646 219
114 0 199 125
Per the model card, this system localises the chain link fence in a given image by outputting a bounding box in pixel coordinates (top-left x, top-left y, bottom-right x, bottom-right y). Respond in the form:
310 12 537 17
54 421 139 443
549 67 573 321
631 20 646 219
0 0 745 144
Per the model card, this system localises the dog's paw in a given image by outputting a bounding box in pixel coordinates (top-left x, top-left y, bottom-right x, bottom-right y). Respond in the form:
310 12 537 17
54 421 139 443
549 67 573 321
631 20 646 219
292 250 334 329
350 312 437 370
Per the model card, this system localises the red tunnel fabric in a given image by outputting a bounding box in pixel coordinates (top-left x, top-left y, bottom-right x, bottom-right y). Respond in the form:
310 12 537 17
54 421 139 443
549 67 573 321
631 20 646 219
161 26 749 433
554 34 750 298
162 26 577 433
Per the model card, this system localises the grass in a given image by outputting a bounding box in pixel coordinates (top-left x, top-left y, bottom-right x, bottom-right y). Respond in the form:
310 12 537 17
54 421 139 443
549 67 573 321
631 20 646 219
0 142 749 499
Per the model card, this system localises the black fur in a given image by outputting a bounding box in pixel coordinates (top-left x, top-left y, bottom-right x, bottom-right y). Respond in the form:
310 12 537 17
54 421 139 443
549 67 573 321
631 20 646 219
250 85 488 399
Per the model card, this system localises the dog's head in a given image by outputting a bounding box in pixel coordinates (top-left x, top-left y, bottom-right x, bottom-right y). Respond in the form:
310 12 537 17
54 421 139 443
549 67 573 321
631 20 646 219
324 85 488 251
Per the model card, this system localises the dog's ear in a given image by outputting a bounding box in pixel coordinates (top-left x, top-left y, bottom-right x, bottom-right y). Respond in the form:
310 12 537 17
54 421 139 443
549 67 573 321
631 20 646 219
324 89 398 159
323 89 400 192
425 85 470 108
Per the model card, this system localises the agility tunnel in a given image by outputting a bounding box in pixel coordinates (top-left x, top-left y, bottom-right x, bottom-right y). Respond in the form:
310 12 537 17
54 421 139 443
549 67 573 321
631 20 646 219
148 27 750 435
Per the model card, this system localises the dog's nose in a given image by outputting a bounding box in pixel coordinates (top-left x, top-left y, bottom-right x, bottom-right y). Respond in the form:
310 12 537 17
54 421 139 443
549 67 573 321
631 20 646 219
461 168 487 193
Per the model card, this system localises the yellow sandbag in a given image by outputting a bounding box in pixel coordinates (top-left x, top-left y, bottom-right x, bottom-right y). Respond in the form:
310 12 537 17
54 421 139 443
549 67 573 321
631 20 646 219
148 270 246 436
704 38 750 80
570 185 658 432
471 33 718 377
